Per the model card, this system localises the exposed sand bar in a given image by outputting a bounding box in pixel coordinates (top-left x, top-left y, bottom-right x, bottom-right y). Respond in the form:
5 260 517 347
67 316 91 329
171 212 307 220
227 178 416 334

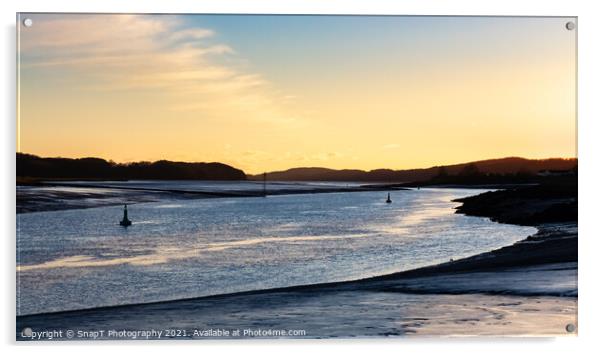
17 182 406 213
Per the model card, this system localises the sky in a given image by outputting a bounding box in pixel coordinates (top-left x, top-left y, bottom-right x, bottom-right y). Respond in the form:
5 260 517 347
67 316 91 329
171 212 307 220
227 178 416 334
17 14 576 174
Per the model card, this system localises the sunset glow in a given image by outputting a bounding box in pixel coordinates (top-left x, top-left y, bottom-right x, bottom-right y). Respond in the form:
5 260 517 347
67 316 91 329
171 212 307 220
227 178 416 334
17 14 576 174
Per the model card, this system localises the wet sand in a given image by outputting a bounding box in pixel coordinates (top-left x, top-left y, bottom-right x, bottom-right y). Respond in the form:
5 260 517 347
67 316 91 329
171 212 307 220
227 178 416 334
17 286 576 339
17 183 406 214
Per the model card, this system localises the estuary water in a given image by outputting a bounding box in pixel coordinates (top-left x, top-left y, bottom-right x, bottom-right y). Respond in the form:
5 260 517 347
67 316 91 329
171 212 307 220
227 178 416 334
16 185 536 315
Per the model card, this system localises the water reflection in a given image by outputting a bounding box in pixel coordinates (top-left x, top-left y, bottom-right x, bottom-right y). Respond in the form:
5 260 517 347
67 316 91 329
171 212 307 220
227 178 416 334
17 187 536 315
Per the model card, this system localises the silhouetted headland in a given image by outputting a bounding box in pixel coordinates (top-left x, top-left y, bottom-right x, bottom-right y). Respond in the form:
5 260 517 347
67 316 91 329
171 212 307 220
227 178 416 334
17 153 246 181
248 157 576 184
18 153 575 186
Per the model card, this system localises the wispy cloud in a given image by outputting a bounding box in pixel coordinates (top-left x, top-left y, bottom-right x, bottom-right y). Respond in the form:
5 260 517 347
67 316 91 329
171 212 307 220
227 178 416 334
19 14 297 124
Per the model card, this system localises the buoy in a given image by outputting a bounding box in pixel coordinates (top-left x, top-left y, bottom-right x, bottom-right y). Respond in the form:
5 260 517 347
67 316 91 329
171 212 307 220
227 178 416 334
386 193 392 203
119 204 132 227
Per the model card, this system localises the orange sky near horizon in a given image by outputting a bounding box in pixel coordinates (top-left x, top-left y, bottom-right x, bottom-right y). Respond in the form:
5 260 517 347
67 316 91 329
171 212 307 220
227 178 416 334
17 14 577 174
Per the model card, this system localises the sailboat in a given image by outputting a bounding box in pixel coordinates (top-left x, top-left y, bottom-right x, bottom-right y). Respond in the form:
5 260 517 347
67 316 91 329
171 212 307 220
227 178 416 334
119 204 132 227
386 193 392 204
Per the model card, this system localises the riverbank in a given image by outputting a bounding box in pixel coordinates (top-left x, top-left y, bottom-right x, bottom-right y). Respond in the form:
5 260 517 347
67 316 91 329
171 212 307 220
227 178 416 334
17 269 576 339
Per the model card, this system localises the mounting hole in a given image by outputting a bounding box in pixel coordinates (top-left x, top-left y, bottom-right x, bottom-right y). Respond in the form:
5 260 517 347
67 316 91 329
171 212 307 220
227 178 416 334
23 18 33 27
566 21 575 31
565 323 576 333
21 327 32 337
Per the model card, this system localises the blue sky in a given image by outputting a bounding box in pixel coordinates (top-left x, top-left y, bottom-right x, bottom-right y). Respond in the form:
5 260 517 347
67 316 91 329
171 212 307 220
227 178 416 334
18 14 576 172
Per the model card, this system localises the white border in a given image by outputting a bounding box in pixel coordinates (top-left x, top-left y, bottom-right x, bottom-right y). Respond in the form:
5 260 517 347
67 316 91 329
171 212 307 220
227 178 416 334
3 1 601 353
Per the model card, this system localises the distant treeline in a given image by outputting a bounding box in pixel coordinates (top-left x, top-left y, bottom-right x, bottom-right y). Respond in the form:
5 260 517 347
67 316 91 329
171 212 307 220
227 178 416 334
415 161 577 186
18 153 577 184
17 153 246 181
250 157 577 183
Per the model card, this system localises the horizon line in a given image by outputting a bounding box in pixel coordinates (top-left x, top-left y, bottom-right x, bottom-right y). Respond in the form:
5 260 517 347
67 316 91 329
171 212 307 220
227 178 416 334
17 152 578 175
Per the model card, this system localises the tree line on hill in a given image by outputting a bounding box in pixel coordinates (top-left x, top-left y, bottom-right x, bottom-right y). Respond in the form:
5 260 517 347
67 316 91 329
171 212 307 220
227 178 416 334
250 157 577 184
18 153 577 185
17 153 246 181
414 162 576 186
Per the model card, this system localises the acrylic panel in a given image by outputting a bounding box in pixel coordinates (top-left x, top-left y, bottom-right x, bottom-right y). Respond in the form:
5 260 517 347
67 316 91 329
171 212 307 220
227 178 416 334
16 13 577 340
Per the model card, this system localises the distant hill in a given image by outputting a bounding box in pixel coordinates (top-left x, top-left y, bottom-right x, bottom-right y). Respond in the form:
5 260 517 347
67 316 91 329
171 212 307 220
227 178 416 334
249 157 577 183
18 153 577 184
17 153 246 181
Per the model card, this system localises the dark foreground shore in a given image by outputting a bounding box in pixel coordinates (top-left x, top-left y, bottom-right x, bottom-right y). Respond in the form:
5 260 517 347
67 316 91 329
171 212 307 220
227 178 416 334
16 182 577 339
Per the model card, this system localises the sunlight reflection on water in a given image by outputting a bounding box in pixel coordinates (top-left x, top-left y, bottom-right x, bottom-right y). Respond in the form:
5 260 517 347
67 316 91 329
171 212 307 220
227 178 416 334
16 187 536 315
